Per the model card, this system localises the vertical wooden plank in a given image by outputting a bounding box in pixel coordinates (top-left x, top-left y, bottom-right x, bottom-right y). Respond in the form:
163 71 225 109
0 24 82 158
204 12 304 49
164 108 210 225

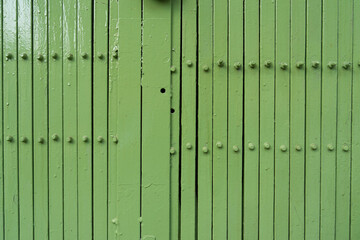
290 0 306 239
305 0 322 239
33 0 48 238
63 0 78 237
117 0 142 239
18 0 33 238
320 0 338 239
0 1 3 238
198 0 213 238
243 0 259 238
170 0 181 238
48 0 63 238
351 0 360 237
181 0 197 238
93 0 108 238
77 0 92 238
3 0 19 238
107 0 118 238
259 0 274 239
213 0 228 238
336 0 353 238
228 0 243 238
274 0 290 238
141 0 171 238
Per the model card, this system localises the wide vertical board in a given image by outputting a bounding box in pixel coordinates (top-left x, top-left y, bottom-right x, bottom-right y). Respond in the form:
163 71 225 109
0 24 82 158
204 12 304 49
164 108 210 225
3 0 18 238
0 1 3 239
228 0 243 238
108 0 119 238
305 0 322 239
63 0 78 237
259 0 274 239
213 0 228 238
321 0 338 239
33 0 48 238
197 0 213 238
351 0 360 238
77 0 92 238
243 0 259 238
93 0 108 238
170 0 181 238
18 0 33 239
142 0 171 239
274 0 290 238
116 0 142 239
48 0 63 238
181 0 197 238
336 0 353 239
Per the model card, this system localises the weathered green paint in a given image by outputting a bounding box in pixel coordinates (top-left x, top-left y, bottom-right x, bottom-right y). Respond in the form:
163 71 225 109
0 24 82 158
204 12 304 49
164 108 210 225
0 1 360 239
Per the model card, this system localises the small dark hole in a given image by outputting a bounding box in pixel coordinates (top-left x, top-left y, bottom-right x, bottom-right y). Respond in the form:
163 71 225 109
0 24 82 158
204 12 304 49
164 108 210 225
160 88 166 93
171 108 175 113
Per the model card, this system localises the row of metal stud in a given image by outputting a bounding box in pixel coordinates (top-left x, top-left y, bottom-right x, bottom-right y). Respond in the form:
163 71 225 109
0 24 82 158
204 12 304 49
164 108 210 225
3 135 119 144
175 59 359 71
4 51 119 61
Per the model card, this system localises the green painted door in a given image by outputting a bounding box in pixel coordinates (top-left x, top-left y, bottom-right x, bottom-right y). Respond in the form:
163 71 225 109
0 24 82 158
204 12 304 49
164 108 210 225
0 0 359 239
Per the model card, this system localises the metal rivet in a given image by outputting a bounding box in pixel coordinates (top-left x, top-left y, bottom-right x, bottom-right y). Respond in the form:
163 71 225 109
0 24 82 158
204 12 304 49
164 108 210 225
112 136 118 144
51 52 58 59
81 52 88 59
234 62 241 70
170 147 176 155
248 143 255 150
264 60 271 68
202 146 209 153
216 141 223 148
312 61 320 68
6 136 13 142
20 136 27 143
97 53 104 59
295 145 302 151
52 134 59 141
280 145 287 152
37 54 44 61
342 144 349 152
20 53 28 60
280 63 288 70
249 61 256 68
186 60 193 67
112 50 118 59
328 62 336 69
186 143 192 149
233 145 239 152
217 59 224 67
203 65 210 72
296 61 304 69
38 137 45 144
5 53 12 60
170 66 176 73
264 142 270 150
66 137 73 143
327 144 334 151
342 62 351 70
310 143 318 150
82 136 89 142
66 53 73 60
97 136 104 143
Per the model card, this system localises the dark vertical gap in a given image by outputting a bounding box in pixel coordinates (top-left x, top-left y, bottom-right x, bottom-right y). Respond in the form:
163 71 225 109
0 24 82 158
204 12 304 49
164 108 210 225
287 0 291 238
195 0 199 239
75 0 79 237
178 0 183 239
257 0 260 239
90 0 94 238
140 0 144 238
61 0 65 238
210 0 214 238
303 0 307 237
335 0 339 237
272 0 277 238
106 1 110 239
16 0 20 237
31 0 35 238
226 0 229 237
46 0 49 238
241 0 245 239
319 0 323 238
1 0 4 236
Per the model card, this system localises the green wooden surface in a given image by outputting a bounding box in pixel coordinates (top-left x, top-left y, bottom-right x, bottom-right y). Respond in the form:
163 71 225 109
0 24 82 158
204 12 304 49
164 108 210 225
0 1 359 239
